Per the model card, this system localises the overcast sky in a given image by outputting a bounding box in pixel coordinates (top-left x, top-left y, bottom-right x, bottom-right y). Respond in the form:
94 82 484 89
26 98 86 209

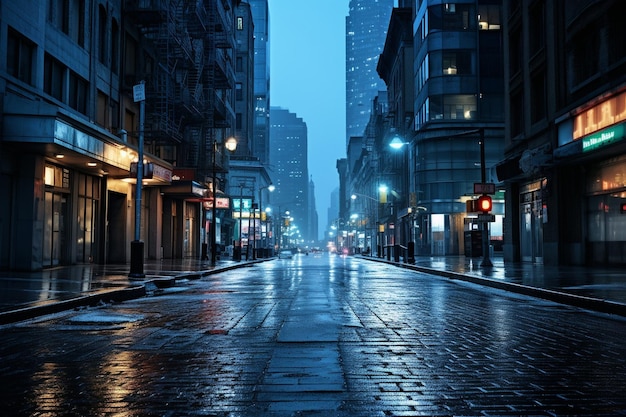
268 0 349 240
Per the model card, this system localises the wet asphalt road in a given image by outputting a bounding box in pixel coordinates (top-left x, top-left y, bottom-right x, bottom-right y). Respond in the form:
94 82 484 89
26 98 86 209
2 254 626 416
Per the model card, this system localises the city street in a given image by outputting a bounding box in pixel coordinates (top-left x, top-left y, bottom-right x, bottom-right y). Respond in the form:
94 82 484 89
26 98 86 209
2 254 626 416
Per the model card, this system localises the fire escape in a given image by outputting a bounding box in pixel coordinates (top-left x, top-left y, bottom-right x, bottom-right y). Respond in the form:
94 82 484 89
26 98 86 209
124 0 237 184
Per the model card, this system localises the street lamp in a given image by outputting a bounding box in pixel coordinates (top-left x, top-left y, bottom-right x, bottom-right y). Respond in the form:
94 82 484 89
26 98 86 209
388 135 415 263
258 184 275 258
209 136 237 266
351 188 387 257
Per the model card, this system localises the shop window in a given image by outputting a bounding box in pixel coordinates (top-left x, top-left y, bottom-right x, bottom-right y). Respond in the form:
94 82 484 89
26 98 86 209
44 165 70 189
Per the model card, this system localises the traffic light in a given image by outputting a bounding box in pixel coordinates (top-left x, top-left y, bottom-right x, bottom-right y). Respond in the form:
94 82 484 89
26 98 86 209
477 195 492 213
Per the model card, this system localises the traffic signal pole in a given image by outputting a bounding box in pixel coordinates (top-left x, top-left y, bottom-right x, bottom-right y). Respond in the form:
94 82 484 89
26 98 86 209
479 128 493 267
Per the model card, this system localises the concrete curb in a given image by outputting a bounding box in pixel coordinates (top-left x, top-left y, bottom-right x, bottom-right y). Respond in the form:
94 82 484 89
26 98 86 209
0 259 270 325
361 257 626 317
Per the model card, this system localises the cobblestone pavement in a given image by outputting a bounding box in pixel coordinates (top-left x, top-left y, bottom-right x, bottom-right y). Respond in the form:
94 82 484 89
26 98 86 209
2 254 626 416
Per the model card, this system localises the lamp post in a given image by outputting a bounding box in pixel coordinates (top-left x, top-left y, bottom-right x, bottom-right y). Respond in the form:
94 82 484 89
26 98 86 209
209 136 237 266
388 134 416 263
351 188 386 257
258 184 275 258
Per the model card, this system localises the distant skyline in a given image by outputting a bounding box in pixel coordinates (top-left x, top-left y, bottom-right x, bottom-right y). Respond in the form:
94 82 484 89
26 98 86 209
268 0 349 240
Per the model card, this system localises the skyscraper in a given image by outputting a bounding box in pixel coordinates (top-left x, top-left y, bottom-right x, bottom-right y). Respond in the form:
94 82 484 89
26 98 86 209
269 107 310 244
249 0 271 164
345 0 394 143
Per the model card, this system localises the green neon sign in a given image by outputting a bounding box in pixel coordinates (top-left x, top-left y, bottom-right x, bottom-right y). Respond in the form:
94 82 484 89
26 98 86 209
582 123 625 152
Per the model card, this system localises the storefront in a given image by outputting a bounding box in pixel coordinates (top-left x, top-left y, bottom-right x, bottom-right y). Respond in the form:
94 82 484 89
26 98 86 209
555 88 626 266
1 111 173 270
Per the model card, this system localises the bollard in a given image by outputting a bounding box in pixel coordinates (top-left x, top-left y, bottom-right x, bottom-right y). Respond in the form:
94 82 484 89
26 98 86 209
129 240 145 278
407 241 415 264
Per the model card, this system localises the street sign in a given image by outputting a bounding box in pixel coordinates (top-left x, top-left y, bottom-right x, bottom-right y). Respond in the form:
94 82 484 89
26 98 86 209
474 182 496 194
477 214 496 222
133 83 145 102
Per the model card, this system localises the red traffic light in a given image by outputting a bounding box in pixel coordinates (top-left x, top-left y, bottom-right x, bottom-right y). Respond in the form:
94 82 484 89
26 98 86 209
477 195 492 213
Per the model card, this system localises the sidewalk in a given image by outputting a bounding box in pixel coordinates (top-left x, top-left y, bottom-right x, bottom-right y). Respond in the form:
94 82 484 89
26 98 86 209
362 254 626 316
2 254 626 324
0 258 265 324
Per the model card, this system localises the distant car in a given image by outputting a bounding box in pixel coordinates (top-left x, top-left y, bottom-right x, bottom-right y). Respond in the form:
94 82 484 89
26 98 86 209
278 251 293 259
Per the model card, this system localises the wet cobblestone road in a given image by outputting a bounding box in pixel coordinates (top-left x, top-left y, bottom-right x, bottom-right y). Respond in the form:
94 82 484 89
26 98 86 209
2 254 626 416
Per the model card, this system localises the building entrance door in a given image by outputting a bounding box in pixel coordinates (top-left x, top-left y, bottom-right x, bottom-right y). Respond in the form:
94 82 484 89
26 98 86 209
43 191 68 267
520 198 543 263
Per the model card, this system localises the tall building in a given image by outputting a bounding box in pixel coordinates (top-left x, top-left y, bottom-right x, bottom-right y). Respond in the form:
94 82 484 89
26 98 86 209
269 107 310 245
249 0 270 164
407 0 505 256
497 0 626 266
345 0 394 143
308 176 319 244
0 1 242 270
233 2 255 157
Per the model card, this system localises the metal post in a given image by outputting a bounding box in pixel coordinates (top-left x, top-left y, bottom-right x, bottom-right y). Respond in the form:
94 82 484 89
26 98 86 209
251 202 257 260
210 140 218 266
479 128 493 267
129 81 145 278
237 185 243 261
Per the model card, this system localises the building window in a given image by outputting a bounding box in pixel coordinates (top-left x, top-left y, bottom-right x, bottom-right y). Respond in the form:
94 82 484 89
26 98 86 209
570 22 600 86
7 28 35 86
607 3 626 67
236 83 243 101
508 28 523 78
439 50 472 75
529 1 545 55
125 35 138 82
69 71 88 115
111 19 120 74
236 113 242 130
44 53 65 102
430 95 476 120
530 71 546 124
48 0 69 34
237 16 244 30
429 4 474 32
98 5 107 65
111 99 120 131
477 4 501 30
97 90 108 128
74 0 86 47
510 89 524 137
236 56 243 72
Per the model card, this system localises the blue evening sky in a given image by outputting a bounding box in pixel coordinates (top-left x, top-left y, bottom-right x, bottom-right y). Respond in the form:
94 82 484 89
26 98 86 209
268 0 349 240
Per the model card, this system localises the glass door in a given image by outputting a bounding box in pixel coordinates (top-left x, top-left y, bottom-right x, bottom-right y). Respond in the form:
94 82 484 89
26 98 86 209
43 191 67 267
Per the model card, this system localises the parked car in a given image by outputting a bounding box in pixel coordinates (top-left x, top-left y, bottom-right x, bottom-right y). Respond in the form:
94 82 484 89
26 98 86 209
278 250 293 259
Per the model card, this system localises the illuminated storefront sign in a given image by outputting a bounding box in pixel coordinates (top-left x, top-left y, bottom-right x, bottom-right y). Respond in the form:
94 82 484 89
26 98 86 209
582 123 625 152
573 90 626 140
